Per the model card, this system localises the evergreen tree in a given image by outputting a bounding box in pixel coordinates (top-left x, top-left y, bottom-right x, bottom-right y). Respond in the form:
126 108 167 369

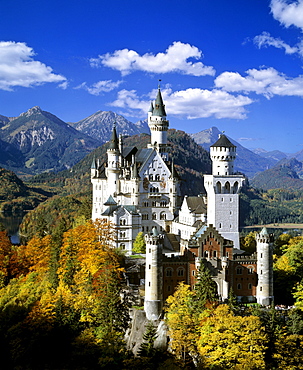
137 321 158 358
227 287 239 313
193 260 218 310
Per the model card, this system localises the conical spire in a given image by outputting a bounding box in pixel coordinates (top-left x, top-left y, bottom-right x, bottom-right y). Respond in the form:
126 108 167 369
108 123 119 150
148 101 154 113
152 88 166 117
91 156 97 169
131 161 140 179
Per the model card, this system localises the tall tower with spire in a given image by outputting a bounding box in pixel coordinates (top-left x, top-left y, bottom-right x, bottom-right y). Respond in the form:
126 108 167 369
106 123 120 197
148 86 169 160
204 134 245 249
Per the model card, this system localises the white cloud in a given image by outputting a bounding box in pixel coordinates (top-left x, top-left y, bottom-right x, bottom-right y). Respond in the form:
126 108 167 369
271 0 303 31
75 80 123 95
111 87 253 120
90 42 215 77
0 41 66 91
215 67 303 98
253 31 302 55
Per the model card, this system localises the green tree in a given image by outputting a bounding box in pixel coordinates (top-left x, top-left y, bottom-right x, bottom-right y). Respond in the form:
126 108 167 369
137 321 158 358
132 232 146 253
193 260 218 310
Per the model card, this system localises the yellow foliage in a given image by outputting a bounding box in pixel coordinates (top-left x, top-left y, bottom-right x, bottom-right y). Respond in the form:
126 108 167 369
24 235 52 274
165 283 197 359
273 333 303 369
197 304 268 369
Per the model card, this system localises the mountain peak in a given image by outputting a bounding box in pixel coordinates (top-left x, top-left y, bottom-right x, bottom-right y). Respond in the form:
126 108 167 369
21 106 43 117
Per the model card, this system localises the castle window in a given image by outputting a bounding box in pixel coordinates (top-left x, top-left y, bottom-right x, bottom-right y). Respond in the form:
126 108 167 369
152 213 157 220
204 251 208 258
248 267 253 274
213 251 217 258
142 214 149 220
120 243 125 250
149 174 153 181
177 268 184 277
166 268 173 277
99 185 101 190
192 270 196 276
152 201 156 207
160 212 166 220
236 267 242 275
260 286 262 291
149 265 151 269
155 174 160 181
142 226 144 232
143 201 149 207
120 219 126 226
260 270 262 275
237 283 242 290
248 283 252 289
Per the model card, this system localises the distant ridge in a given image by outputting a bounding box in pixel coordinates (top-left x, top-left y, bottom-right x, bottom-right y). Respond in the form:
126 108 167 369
70 111 149 143
191 126 279 178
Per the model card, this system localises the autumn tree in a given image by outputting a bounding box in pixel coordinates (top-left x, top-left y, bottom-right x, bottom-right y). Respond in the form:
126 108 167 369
132 232 146 254
165 283 197 365
197 304 268 369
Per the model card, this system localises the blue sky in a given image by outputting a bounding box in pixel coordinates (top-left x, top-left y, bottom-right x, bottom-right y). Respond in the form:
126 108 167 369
1 0 303 153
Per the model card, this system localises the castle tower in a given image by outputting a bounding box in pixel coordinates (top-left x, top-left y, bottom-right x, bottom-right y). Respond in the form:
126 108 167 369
256 227 274 305
204 134 245 249
148 87 169 160
106 124 120 197
144 227 164 320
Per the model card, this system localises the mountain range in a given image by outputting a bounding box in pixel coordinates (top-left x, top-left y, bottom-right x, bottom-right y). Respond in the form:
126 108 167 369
0 106 297 181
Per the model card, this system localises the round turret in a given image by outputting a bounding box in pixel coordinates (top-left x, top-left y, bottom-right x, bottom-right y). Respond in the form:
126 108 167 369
210 134 236 176
144 228 164 320
256 228 273 305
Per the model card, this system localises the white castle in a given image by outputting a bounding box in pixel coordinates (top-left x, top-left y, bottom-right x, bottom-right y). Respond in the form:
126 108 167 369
91 87 274 314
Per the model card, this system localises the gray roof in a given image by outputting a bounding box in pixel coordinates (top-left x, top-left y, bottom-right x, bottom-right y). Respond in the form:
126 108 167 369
104 195 117 206
186 196 206 214
108 125 119 150
102 204 139 217
211 134 236 148
152 89 167 117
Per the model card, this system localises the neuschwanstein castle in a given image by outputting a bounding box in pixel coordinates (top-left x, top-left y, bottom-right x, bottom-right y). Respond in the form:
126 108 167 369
91 87 273 317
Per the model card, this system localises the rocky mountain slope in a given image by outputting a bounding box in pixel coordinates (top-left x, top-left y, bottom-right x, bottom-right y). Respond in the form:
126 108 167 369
0 107 101 174
70 111 149 143
191 126 278 178
251 158 303 190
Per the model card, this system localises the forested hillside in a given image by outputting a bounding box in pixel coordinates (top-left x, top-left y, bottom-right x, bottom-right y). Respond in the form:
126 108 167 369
0 167 52 214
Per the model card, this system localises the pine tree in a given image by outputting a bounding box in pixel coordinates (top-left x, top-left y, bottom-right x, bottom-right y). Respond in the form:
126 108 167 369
193 260 218 310
137 321 158 358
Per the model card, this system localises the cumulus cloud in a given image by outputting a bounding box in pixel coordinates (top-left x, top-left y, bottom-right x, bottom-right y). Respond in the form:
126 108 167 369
75 80 123 95
271 0 303 31
90 42 215 77
253 31 302 55
215 67 303 98
0 41 66 91
110 87 252 120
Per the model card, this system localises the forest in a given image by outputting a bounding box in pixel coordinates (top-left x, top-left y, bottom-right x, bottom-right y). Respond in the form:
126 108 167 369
0 193 303 368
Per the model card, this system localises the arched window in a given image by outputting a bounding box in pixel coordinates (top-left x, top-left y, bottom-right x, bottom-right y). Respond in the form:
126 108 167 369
120 243 125 250
166 268 173 277
155 174 160 181
233 181 239 194
224 181 230 193
236 267 242 275
120 219 126 226
152 213 157 220
216 181 221 194
177 267 185 277
237 283 242 290
149 174 153 181
160 212 166 220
